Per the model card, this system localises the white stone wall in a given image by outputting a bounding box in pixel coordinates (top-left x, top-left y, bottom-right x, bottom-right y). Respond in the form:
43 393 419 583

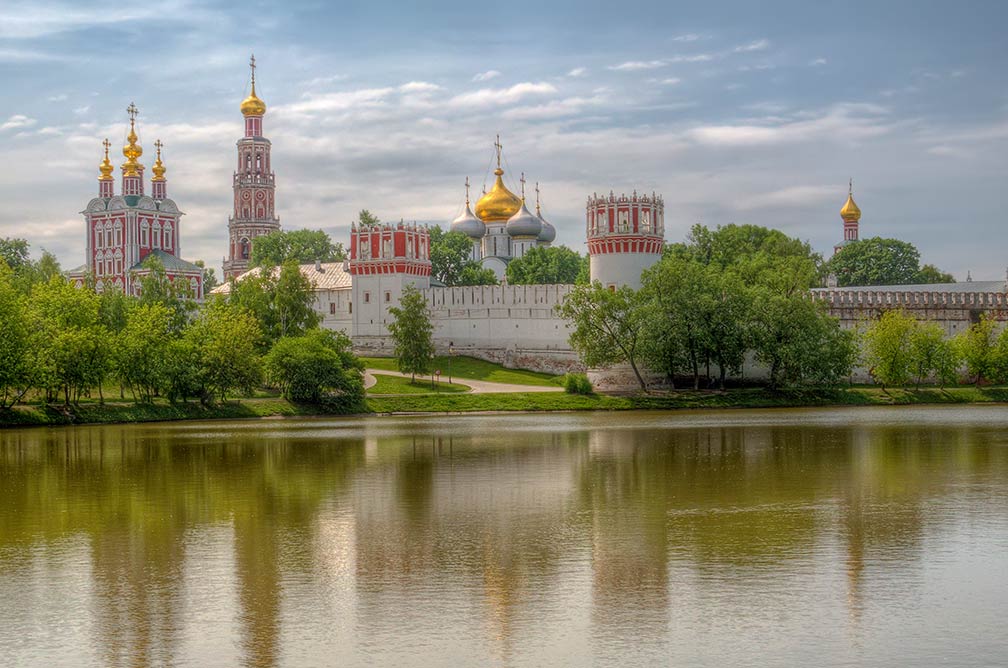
589 251 660 290
315 287 353 336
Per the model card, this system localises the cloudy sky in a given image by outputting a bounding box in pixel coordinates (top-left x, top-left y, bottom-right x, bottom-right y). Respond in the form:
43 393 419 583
1 0 1006 278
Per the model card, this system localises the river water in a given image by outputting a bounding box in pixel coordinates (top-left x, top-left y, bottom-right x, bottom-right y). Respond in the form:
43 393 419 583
1 407 1006 667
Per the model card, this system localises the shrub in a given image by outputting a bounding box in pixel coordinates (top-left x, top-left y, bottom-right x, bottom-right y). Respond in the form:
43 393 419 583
563 372 593 395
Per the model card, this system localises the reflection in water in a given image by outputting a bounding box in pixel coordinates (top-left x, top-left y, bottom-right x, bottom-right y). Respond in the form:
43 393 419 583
0 408 1007 667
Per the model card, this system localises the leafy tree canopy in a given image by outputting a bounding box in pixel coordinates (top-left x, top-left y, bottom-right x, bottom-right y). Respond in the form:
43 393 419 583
505 246 588 285
250 229 346 268
356 209 380 228
229 259 320 347
825 237 954 287
427 225 497 286
264 329 363 405
387 284 435 380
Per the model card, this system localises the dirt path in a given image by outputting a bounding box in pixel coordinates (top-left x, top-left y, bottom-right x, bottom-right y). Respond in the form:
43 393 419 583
364 369 563 394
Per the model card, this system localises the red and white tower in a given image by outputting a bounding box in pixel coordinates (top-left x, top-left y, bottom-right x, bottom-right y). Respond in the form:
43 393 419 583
69 103 203 299
349 222 431 340
586 190 665 290
834 179 861 255
223 55 280 280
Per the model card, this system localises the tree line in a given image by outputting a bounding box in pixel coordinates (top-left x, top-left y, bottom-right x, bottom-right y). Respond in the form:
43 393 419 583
0 239 363 410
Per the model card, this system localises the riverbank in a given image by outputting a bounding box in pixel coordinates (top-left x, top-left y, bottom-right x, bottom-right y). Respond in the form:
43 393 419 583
4 386 1008 427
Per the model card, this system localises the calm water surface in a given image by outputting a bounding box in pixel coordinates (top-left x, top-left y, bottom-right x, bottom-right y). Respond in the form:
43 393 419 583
1 407 1007 667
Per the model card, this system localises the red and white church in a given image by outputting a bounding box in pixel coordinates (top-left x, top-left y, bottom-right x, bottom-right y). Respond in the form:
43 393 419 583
68 103 204 298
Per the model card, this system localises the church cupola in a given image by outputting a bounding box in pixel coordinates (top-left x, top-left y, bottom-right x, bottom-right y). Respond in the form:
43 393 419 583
151 139 167 200
451 176 486 242
240 54 267 138
98 138 114 198
834 179 861 255
475 136 522 222
121 102 144 197
535 182 556 245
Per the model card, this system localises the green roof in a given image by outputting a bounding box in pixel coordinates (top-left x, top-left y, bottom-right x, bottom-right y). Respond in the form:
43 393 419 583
130 249 202 274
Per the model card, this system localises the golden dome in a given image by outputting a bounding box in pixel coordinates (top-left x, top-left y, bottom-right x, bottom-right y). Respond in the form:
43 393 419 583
151 139 166 181
121 105 143 177
475 168 522 222
241 85 267 117
840 188 861 222
98 138 114 181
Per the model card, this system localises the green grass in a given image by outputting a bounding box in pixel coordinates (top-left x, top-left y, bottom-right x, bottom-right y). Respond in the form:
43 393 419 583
361 355 561 387
4 385 1008 428
367 373 470 395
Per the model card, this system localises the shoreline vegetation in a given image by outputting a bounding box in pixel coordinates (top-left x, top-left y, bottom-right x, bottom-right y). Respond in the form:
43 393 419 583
4 385 1008 428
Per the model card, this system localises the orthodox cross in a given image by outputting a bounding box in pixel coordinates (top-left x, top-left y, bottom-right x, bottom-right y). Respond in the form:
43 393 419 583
250 53 257 85
102 138 111 157
519 171 526 199
535 181 541 212
848 177 853 195
464 176 470 204
127 102 138 123
154 139 163 159
494 134 502 168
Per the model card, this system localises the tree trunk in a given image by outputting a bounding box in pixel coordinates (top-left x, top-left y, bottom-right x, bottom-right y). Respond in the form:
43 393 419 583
627 358 647 392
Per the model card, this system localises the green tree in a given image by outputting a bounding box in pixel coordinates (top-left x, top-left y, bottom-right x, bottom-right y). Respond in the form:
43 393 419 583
136 255 197 333
264 329 364 405
825 237 952 287
909 321 959 388
427 225 497 286
189 302 263 402
862 310 917 388
0 263 31 407
250 229 346 267
28 277 109 405
956 316 999 386
914 264 955 284
680 223 821 270
506 246 587 285
558 282 647 390
0 237 30 272
639 256 707 388
114 303 173 403
195 259 219 292
356 209 380 228
162 336 207 404
229 260 320 346
98 286 132 334
387 285 434 380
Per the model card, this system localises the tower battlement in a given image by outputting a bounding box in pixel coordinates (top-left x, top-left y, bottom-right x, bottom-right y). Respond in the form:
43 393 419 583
586 190 665 289
348 222 431 276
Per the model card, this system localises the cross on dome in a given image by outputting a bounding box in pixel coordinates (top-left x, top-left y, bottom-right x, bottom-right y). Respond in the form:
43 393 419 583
464 176 471 205
127 102 138 123
494 134 502 169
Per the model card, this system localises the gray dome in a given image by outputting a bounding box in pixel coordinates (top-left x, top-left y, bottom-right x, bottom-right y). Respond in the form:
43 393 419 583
450 202 485 240
506 200 542 238
536 214 556 243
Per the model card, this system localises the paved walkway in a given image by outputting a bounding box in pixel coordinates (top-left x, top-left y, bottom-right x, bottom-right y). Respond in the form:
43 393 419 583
364 369 563 394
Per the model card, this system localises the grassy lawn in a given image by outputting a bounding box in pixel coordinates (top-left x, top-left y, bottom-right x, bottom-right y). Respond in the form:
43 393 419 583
361 355 561 387
367 373 470 395
4 385 1008 427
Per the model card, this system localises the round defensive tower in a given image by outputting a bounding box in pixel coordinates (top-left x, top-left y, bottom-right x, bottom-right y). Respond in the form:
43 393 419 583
586 190 664 290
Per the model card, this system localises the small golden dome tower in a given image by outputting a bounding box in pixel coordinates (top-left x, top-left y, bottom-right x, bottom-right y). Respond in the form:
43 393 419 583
475 135 522 222
121 102 143 177
98 138 114 181
151 139 166 181
240 53 267 117
840 179 861 222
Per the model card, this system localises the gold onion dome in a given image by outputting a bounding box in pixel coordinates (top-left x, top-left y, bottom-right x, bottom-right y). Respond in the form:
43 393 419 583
121 103 143 176
98 139 114 180
151 140 166 181
241 84 267 117
475 168 522 221
840 183 861 222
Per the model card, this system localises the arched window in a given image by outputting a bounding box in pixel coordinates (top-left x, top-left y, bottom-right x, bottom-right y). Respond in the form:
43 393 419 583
640 210 650 233
94 226 102 249
104 223 112 248
256 154 261 170
246 154 252 172
240 238 250 259
163 223 173 250
114 221 123 246
152 222 162 249
140 221 149 246
618 211 629 233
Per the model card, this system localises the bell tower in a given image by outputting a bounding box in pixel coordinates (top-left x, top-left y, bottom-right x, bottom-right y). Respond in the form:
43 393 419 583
223 54 280 280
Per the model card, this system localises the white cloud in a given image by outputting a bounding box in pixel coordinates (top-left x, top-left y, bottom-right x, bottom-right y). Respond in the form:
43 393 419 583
688 104 892 147
472 70 500 82
501 96 605 121
1 115 36 131
660 77 681 85
608 60 666 71
672 33 702 42
37 127 62 136
399 81 441 93
734 39 770 53
276 87 396 116
567 67 587 78
810 58 828 66
737 185 839 210
73 105 90 115
448 82 557 108
47 93 68 102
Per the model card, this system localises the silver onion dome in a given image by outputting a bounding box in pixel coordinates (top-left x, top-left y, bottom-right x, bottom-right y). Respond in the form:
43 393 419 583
450 202 485 239
536 213 556 243
505 200 542 238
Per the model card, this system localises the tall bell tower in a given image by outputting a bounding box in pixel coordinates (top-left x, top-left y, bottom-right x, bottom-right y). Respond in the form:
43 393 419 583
223 54 280 280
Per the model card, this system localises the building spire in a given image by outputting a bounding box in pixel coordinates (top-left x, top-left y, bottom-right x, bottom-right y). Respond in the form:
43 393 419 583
98 138 113 180
240 54 267 117
152 139 166 181
121 102 143 177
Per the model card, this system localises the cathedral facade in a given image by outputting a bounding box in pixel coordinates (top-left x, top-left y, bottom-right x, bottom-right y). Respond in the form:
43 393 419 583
69 103 204 299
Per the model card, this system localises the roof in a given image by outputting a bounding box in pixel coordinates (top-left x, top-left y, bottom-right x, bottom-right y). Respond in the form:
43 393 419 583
813 280 1006 294
211 261 351 295
130 249 203 274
